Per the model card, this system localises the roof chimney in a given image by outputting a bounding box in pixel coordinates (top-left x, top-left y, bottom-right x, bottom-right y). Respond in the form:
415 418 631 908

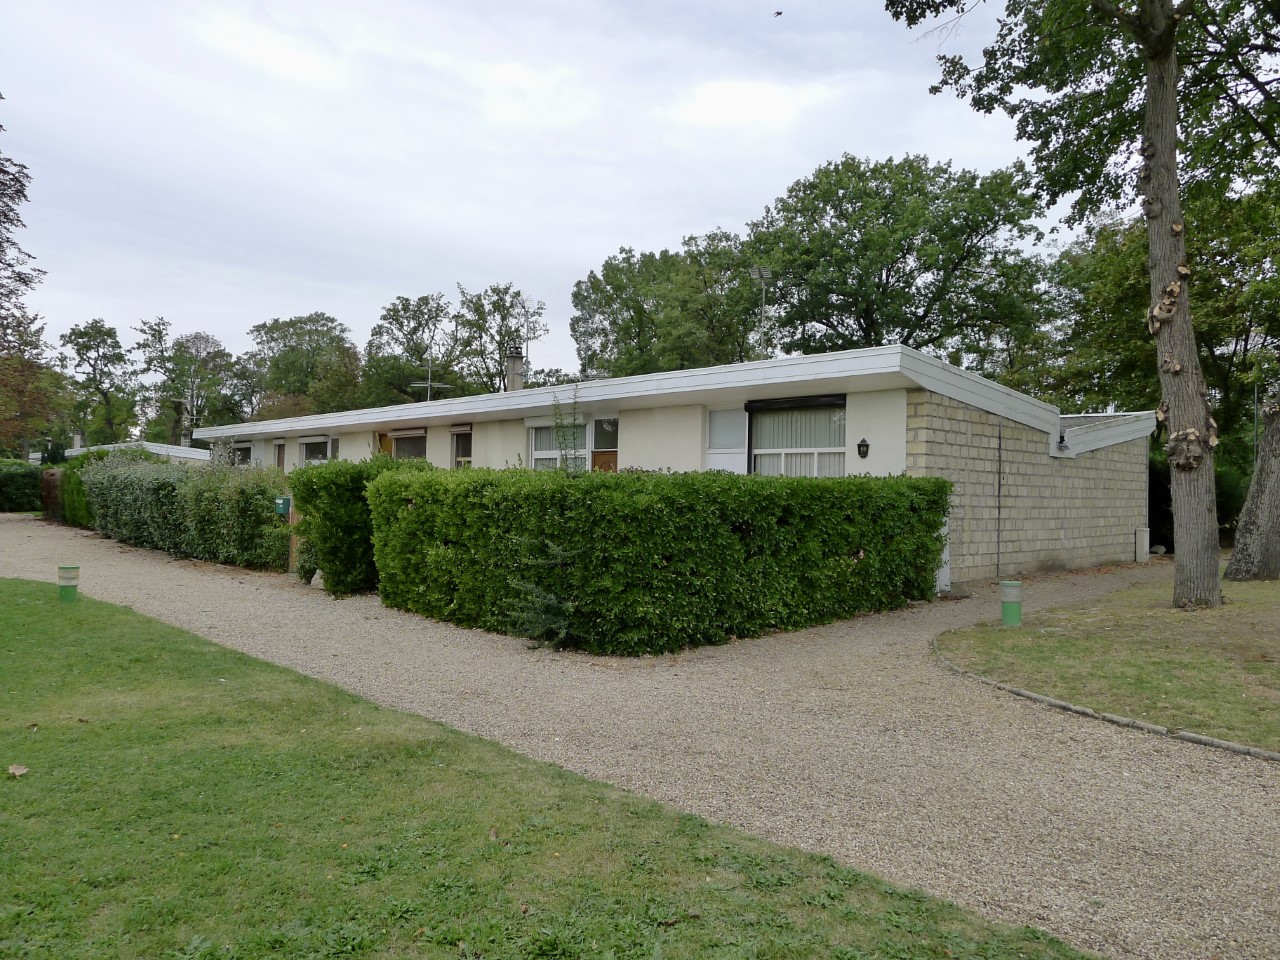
504 345 525 392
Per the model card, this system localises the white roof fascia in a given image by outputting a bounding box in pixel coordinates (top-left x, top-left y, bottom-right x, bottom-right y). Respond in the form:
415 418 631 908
192 346 911 442
1061 412 1155 457
192 344 1069 443
895 348 1060 435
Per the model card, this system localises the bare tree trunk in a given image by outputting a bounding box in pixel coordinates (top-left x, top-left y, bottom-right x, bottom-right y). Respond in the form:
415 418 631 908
1225 399 1280 580
1141 17 1222 606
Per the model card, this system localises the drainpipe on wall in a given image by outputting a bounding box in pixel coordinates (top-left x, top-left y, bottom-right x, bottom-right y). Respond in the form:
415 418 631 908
997 416 1003 578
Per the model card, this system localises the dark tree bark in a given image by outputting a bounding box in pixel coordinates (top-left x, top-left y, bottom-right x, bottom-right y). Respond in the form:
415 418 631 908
1225 398 1280 580
1130 3 1222 606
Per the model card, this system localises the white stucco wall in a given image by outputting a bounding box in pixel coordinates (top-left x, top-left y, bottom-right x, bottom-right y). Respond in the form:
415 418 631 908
619 406 705 471
424 428 451 468
845 389 907 475
474 420 526 469
336 430 376 464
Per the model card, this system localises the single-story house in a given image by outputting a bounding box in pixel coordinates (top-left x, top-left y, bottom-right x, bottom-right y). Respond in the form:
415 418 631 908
194 344 1154 589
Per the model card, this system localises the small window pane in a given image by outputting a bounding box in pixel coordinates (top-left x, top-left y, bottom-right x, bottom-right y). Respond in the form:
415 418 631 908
394 435 427 459
784 453 815 477
453 432 472 469
709 409 746 450
753 452 782 476
594 418 619 451
302 441 328 462
329 438 340 460
817 452 845 477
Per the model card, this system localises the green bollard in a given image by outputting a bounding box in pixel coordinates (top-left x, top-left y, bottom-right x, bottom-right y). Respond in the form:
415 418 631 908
999 580 1022 627
58 565 80 602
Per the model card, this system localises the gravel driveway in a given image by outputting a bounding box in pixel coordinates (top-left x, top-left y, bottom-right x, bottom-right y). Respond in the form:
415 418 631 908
3 513 1276 960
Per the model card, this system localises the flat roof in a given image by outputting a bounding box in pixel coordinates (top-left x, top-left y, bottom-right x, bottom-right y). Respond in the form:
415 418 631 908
195 344 1065 442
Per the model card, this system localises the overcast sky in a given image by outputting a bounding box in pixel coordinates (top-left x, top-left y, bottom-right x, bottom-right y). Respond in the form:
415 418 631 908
3 0 1026 374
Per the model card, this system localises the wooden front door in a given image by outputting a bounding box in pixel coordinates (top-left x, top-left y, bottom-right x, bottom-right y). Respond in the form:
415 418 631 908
592 451 618 472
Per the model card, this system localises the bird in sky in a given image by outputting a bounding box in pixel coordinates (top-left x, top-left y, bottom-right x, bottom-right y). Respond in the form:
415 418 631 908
774 10 783 15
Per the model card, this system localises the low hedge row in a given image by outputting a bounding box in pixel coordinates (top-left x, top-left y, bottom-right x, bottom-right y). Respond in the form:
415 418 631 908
0 459 42 512
368 469 950 655
78 454 291 571
288 455 436 596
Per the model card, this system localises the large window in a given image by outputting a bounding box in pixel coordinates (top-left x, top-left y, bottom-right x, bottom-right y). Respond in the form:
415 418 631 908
750 404 845 477
391 430 427 459
300 436 330 463
531 424 586 471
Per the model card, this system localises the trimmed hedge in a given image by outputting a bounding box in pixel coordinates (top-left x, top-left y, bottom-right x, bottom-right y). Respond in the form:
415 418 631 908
0 459 42 512
368 469 950 655
47 449 161 528
289 455 436 596
79 454 291 571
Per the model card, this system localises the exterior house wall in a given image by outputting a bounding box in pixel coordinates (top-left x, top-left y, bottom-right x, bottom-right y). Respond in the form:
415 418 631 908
845 389 908 475
474 420 526 469
337 431 376 464
906 390 1148 582
619 406 705 471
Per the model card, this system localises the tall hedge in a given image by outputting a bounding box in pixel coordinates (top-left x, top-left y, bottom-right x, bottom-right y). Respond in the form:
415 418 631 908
368 469 950 655
0 459 42 512
288 455 436 596
79 454 291 571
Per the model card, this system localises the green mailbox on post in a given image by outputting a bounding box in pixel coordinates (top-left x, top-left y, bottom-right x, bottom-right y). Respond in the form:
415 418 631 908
274 496 291 517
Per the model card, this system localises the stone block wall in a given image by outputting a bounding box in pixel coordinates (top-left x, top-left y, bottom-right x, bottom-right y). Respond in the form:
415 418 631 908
906 390 1148 582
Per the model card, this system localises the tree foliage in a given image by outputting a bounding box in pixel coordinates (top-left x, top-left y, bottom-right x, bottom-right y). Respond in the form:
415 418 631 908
570 230 773 379
881 0 1257 604
748 154 1045 371
59 318 137 444
453 282 547 393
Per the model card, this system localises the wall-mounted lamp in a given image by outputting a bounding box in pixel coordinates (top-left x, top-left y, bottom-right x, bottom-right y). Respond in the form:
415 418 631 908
857 438 870 459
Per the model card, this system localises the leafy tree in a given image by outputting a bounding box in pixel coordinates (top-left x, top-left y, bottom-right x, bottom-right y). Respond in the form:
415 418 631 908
453 283 547 393
362 293 463 404
878 0 1280 604
747 154 1045 368
0 93 58 457
570 231 772 379
59 318 137 444
133 317 246 442
248 312 359 415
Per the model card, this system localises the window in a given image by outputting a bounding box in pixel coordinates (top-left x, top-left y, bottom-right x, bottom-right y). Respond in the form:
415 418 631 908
452 430 472 469
708 409 746 450
329 437 340 461
750 405 845 477
300 436 330 463
531 424 586 471
232 443 252 465
593 418 619 451
392 434 427 459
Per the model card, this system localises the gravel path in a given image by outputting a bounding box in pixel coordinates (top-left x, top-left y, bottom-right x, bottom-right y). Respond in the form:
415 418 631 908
4 513 1277 959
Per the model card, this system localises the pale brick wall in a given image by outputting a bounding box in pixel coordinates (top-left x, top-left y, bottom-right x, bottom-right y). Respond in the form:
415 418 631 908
906 390 1148 582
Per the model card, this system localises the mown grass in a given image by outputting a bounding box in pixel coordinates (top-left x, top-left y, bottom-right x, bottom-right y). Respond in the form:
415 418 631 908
937 574 1280 752
0 578 1095 960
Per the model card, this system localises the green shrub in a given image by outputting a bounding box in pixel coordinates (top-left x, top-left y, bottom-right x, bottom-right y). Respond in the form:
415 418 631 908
0 459 42 512
289 455 436 596
368 469 950 655
53 448 162 528
79 455 291 571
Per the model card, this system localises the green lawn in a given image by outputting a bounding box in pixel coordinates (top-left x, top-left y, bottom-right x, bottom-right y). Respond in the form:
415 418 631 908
937 576 1280 752
0 578 1094 960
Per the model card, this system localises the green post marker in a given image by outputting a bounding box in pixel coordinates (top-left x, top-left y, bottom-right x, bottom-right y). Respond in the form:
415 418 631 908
58 565 80 602
1000 580 1022 627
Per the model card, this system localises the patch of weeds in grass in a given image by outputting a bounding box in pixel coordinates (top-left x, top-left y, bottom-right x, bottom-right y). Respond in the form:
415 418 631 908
0 578 1097 960
937 577 1280 751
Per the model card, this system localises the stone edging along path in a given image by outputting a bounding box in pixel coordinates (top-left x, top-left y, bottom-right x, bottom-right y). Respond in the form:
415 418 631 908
929 633 1280 764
